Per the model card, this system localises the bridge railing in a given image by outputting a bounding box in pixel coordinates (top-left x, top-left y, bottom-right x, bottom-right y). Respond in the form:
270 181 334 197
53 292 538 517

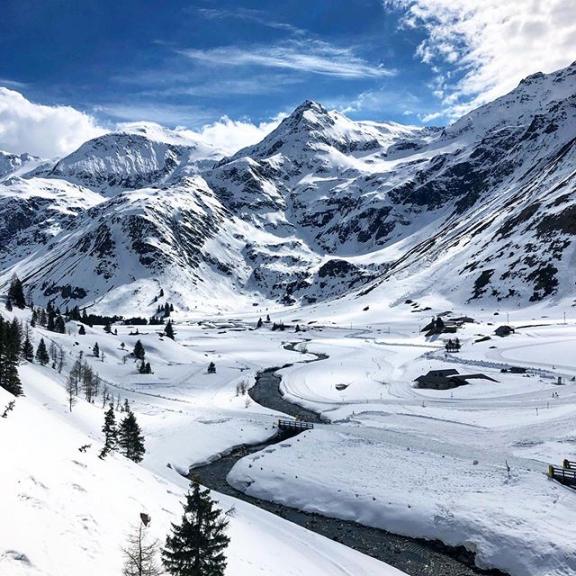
277 419 314 432
548 464 576 486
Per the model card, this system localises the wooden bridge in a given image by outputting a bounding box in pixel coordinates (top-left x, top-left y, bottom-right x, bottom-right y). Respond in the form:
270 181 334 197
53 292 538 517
548 460 576 487
277 419 314 432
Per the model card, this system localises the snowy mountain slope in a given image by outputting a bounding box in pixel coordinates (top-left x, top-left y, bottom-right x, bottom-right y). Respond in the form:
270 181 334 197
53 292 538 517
45 132 220 195
0 177 105 269
0 328 403 576
0 150 45 181
3 177 248 311
2 61 576 311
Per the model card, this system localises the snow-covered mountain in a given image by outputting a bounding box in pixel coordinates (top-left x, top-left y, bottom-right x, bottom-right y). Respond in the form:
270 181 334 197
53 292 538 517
44 131 220 195
0 150 44 181
2 61 576 313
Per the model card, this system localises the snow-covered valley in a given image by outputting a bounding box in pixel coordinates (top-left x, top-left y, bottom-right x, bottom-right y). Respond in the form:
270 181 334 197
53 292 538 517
3 293 576 576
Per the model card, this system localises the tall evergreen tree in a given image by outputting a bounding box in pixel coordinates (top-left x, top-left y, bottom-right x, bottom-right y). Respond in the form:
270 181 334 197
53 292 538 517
7 275 26 309
164 320 175 340
54 314 66 334
0 315 23 396
78 324 86 335
119 410 146 463
162 483 230 576
93 342 100 358
100 403 118 458
22 334 34 362
35 338 50 366
133 340 145 360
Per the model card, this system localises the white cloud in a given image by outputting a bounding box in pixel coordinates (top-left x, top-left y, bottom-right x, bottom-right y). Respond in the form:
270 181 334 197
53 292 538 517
0 88 104 158
116 115 283 155
180 40 394 79
192 115 285 155
196 7 306 36
389 0 576 118
0 89 281 159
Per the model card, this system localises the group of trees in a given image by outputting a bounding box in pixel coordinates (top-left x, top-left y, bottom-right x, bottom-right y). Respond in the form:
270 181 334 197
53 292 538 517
156 302 174 318
445 338 462 353
6 275 26 309
66 357 102 410
100 402 145 462
122 483 230 576
67 307 122 328
132 339 153 374
256 317 301 333
255 314 271 328
31 304 66 334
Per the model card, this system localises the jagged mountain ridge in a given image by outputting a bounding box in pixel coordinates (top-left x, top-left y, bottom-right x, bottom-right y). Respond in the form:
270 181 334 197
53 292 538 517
2 61 576 313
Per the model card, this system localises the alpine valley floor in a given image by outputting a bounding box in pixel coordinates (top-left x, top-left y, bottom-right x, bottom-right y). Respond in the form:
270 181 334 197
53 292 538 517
3 294 576 576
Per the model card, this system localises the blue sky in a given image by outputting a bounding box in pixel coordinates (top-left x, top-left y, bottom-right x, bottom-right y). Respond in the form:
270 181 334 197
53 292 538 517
0 0 443 127
0 0 574 157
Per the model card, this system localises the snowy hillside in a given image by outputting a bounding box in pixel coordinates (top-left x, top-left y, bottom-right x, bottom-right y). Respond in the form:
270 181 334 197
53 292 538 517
0 150 44 181
0 308 404 576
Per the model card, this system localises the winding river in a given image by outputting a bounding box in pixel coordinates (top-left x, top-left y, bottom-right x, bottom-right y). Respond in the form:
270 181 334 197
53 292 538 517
189 341 505 576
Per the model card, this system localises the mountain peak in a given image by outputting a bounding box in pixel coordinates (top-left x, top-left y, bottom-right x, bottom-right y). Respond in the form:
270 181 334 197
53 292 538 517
292 100 328 115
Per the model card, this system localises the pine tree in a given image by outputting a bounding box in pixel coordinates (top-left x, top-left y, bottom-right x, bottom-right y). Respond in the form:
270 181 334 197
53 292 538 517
119 410 145 463
78 324 86 335
134 340 145 360
162 483 230 576
54 314 66 334
123 519 161 576
207 362 216 374
100 403 118 458
57 345 65 373
256 317 263 329
7 275 26 309
35 338 50 366
164 320 175 340
22 334 34 362
5 298 12 311
104 322 112 334
0 315 23 396
93 342 100 358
